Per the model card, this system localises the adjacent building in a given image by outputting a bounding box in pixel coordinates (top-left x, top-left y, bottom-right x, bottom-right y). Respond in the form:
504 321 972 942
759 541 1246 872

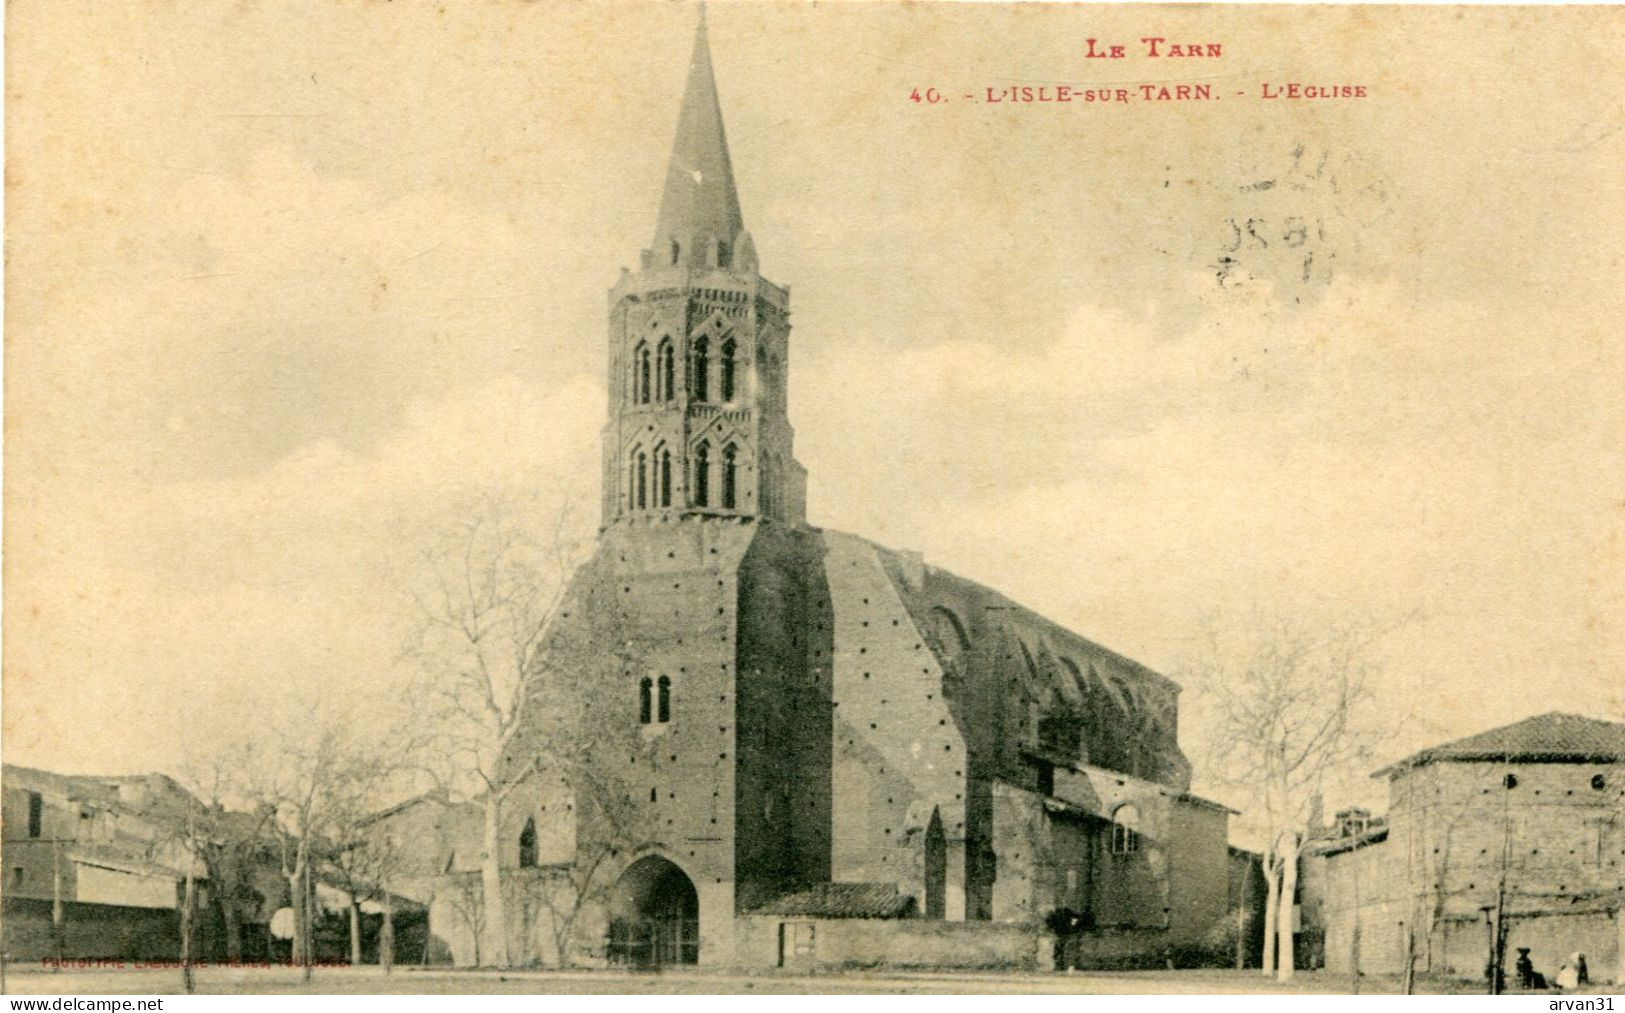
1298 712 1624 983
1 765 200 961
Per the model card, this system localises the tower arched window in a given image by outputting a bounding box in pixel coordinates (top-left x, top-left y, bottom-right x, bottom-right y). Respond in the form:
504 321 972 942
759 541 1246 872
693 442 710 507
659 448 672 508
636 450 648 510
518 817 537 868
657 338 675 401
720 337 737 402
691 337 710 402
657 675 672 723
722 443 738 509
636 343 651 405
638 677 653 724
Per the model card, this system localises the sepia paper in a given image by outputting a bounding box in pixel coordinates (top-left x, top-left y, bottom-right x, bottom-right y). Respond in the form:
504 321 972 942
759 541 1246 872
4 0 1622 997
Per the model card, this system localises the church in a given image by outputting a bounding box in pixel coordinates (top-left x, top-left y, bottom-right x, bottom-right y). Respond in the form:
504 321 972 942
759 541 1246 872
468 13 1238 971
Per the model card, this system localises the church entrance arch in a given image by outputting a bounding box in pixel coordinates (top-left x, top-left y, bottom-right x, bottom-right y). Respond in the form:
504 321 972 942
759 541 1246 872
605 854 699 966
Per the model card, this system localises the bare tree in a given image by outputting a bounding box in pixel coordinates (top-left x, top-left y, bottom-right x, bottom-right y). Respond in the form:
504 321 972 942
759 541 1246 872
237 706 397 982
1181 612 1400 983
327 797 414 967
519 767 649 967
146 749 280 993
400 493 588 967
401 492 664 968
443 872 487 966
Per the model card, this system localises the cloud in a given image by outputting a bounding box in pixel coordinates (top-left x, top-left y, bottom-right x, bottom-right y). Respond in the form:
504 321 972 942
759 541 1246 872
3 372 606 773
796 271 1625 797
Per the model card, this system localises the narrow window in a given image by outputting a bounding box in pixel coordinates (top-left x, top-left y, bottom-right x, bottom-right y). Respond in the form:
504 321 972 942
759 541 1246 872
657 675 672 723
636 451 648 509
693 442 710 507
1110 804 1140 855
691 337 709 402
660 449 672 508
718 241 730 267
638 345 652 405
27 792 43 838
1036 759 1055 797
720 337 737 402
518 817 537 868
657 339 675 401
924 808 946 919
671 240 680 265
722 443 738 509
639 677 653 724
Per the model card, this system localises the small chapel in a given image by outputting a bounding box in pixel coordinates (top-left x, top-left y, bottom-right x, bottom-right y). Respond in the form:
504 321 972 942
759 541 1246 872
462 12 1238 970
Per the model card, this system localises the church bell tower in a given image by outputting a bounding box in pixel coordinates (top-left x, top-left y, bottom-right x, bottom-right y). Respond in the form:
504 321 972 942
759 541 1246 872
602 11 806 529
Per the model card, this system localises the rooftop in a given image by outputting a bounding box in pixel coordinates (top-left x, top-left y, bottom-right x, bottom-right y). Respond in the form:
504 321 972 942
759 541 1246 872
750 882 917 920
1375 711 1625 777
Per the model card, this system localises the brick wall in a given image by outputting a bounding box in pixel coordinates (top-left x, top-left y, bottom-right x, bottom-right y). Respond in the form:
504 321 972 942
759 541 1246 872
823 532 969 918
735 523 834 906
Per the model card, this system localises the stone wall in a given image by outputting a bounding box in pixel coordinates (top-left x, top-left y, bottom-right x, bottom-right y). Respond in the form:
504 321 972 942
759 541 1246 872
734 914 1047 971
1166 798 1232 946
1307 758 1624 980
1 896 181 963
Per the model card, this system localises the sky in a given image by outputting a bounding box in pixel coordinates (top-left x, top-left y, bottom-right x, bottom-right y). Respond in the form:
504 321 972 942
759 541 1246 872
5 2 1623 825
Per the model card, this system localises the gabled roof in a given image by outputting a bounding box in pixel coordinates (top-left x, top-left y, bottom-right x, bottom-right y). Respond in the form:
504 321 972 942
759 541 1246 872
750 882 916 919
1375 712 1625 777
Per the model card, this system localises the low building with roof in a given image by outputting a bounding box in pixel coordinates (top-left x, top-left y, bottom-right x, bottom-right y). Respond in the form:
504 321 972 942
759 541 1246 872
1297 712 1624 983
1 764 203 961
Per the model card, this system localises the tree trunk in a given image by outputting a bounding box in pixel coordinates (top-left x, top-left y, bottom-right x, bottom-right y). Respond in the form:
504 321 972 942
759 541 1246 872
481 800 510 968
348 896 362 966
302 858 315 983
1402 922 1415 995
1277 836 1299 983
380 892 395 974
180 869 196 994
286 871 306 971
1235 858 1251 970
1261 852 1279 977
223 898 243 963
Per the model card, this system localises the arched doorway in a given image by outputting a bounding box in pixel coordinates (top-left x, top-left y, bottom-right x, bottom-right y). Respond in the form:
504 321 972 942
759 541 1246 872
606 855 699 966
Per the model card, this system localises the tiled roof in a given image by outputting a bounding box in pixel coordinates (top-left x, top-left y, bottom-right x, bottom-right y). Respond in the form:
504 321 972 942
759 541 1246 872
1307 825 1389 858
750 882 917 919
1377 712 1625 776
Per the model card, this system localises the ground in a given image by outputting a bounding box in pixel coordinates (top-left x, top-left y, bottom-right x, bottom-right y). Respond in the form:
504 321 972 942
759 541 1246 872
0 966 1524 995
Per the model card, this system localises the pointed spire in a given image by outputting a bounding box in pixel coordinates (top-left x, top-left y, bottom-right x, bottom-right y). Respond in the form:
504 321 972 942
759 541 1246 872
651 6 744 268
